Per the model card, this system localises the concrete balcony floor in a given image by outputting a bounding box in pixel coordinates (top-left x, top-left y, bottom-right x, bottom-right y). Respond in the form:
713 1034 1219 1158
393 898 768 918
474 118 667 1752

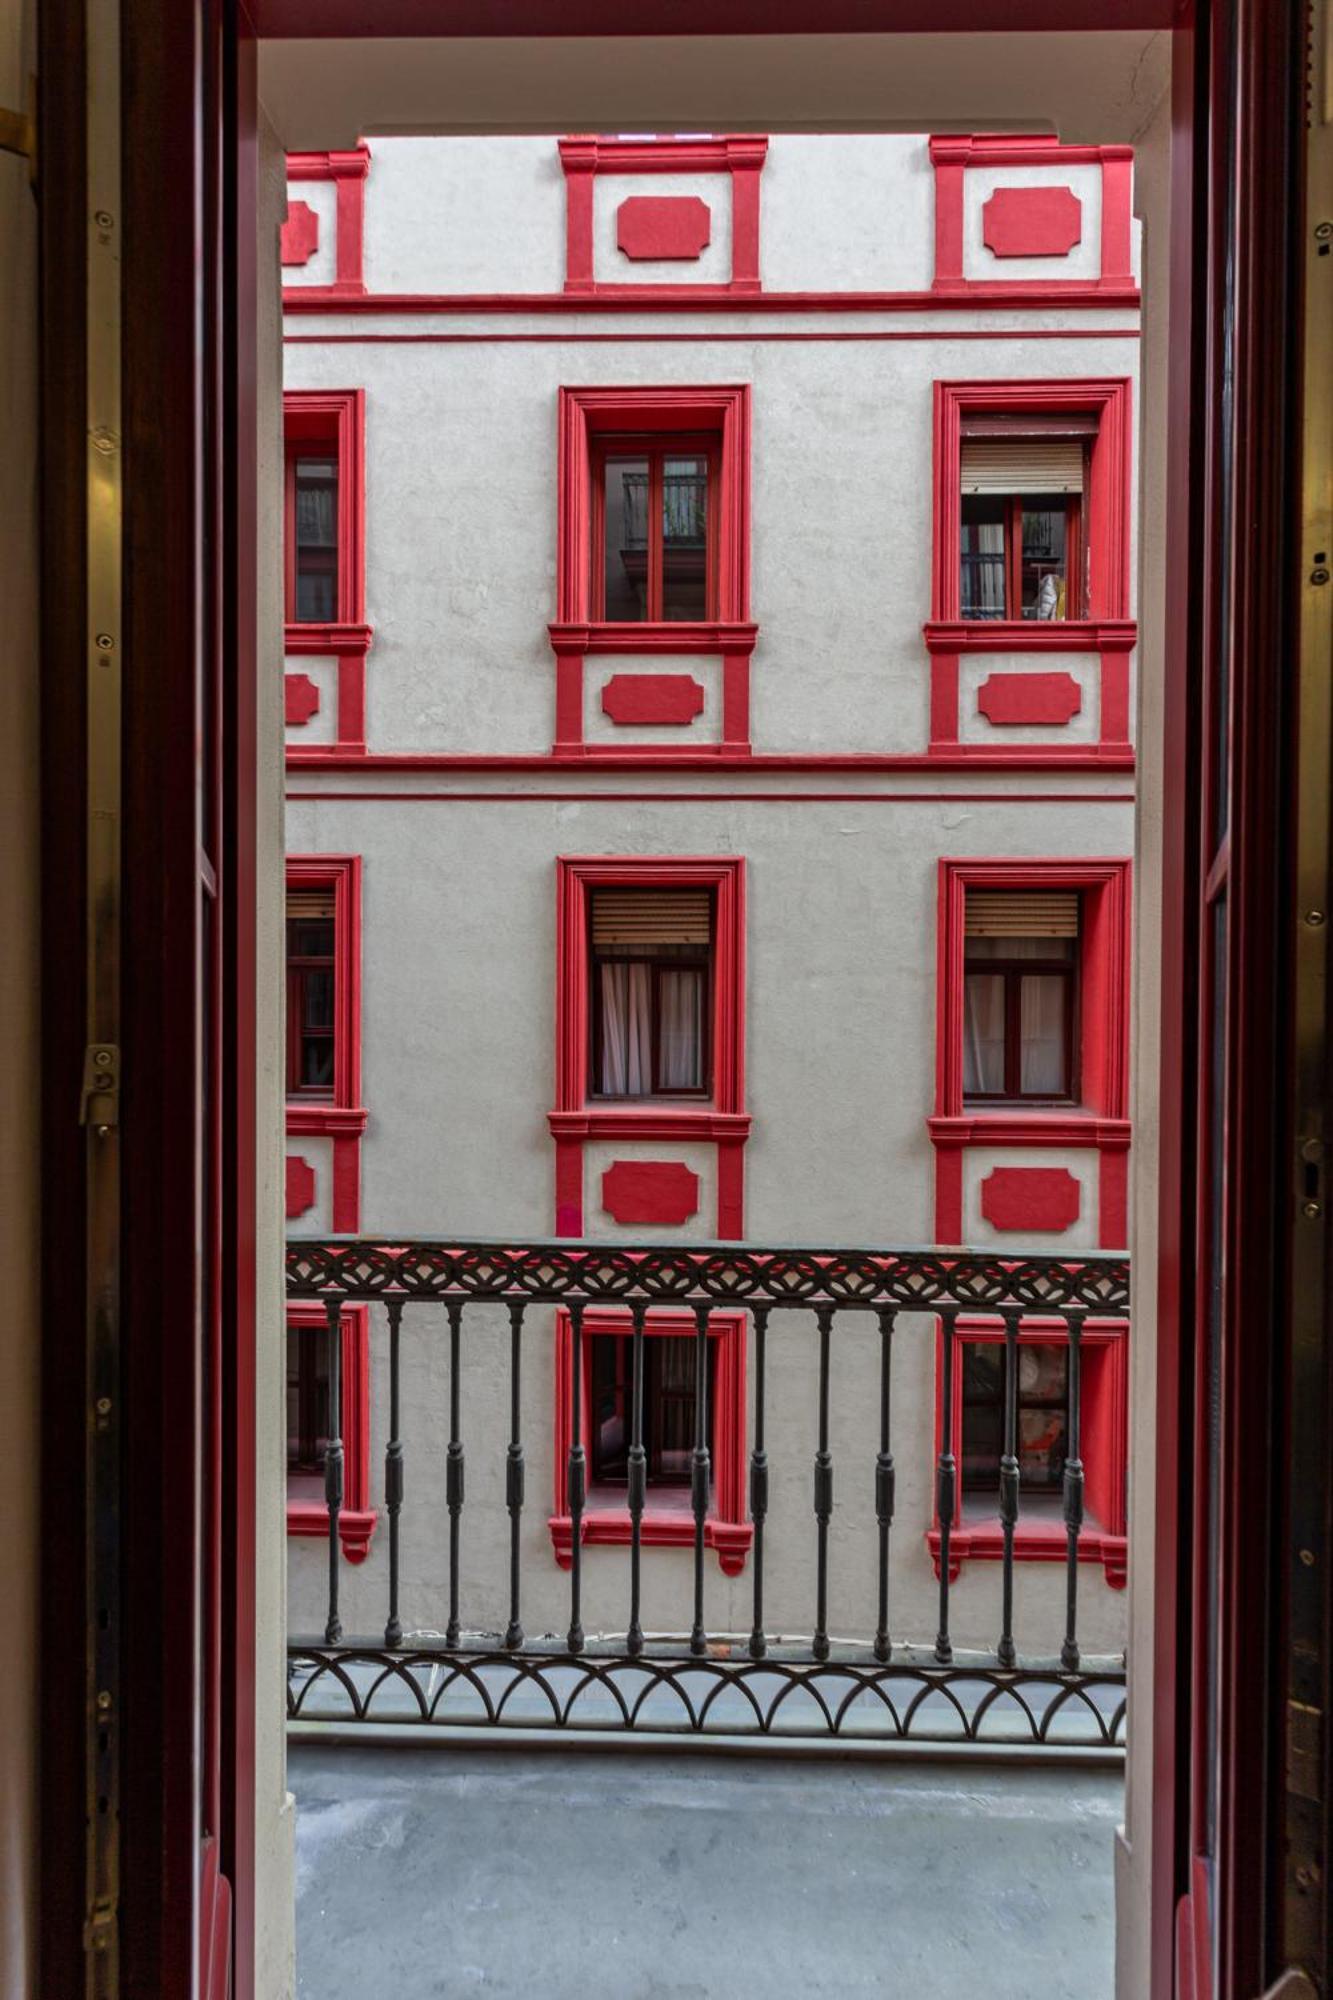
291 1740 1122 1998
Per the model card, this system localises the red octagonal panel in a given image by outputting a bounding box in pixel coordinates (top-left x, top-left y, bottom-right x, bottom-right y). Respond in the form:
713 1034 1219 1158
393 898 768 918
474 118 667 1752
981 1166 1082 1234
281 198 320 267
616 195 712 262
601 673 706 726
285 672 322 726
981 185 1083 260
602 1160 700 1226
976 671 1083 727
286 1156 317 1220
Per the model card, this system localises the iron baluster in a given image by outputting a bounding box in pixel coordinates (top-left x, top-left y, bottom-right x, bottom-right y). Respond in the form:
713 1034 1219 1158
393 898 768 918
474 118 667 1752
747 1304 770 1661
445 1300 464 1648
383 1297 405 1649
997 1308 1022 1669
566 1300 586 1655
1061 1310 1086 1671
812 1306 835 1663
505 1301 526 1649
935 1309 957 1665
627 1300 647 1657
874 1307 897 1664
323 1299 344 1646
689 1301 712 1657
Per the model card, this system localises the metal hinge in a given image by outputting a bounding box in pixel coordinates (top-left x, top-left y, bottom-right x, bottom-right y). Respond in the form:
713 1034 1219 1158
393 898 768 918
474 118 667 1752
79 1045 119 1129
0 77 36 188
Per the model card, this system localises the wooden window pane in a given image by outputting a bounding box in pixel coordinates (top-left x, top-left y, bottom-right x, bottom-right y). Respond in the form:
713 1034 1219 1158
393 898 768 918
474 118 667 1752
661 454 709 621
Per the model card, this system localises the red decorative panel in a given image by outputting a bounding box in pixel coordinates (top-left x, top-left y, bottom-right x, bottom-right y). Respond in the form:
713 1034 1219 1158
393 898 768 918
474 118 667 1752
284 672 322 726
601 1160 700 1226
981 186 1082 260
601 673 706 727
981 1166 1082 1234
281 198 320 266
976 671 1083 727
286 1156 316 1220
616 195 712 262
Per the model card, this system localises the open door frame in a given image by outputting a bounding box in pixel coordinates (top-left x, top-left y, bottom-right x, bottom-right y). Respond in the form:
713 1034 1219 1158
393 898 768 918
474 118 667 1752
35 1 1328 1995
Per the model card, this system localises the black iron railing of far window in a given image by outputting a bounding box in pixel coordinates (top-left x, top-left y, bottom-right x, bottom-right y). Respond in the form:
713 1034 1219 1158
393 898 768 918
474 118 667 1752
285 1238 1130 1750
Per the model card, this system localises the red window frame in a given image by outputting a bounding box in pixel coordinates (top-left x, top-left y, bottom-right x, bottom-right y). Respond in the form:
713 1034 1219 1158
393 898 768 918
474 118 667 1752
959 490 1086 623
590 434 721 623
926 1314 1127 1587
285 901 337 1099
550 856 749 1238
932 379 1132 627
283 391 364 627
285 857 366 1235
549 1306 751 1575
285 1302 376 1561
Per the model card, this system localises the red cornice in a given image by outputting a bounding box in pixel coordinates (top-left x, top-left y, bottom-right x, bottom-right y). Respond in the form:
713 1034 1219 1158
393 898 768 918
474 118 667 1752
923 618 1137 653
284 1104 369 1137
287 747 1136 773
548 1109 752 1142
557 134 768 175
282 284 1140 315
927 1112 1132 1149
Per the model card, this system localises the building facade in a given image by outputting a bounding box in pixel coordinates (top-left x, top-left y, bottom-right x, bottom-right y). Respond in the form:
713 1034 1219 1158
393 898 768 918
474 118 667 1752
282 131 1137 1659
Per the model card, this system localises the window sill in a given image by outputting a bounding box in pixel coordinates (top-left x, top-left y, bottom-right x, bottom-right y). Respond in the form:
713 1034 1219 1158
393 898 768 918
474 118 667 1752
925 1518 1126 1589
287 1500 378 1565
549 619 758 658
549 1507 752 1577
922 618 1136 653
928 1111 1130 1147
549 1106 750 1141
285 1101 369 1137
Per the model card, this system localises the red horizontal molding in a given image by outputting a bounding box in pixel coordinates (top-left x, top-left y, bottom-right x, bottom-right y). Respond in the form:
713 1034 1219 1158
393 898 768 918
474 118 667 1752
549 1109 751 1142
923 618 1137 653
283 285 1138 314
928 1113 1132 1148
288 747 1135 773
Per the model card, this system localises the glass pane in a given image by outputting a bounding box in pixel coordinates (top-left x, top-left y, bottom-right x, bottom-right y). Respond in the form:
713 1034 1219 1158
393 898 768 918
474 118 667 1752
300 1035 335 1090
289 917 335 959
602 455 650 620
1017 1346 1069 1489
286 1328 330 1473
1019 499 1069 620
301 968 334 1031
590 1337 629 1481
597 962 652 1096
294 457 339 622
661 455 709 621
658 966 705 1090
963 973 1006 1095
653 1337 696 1480
1019 974 1069 1095
960 495 1007 619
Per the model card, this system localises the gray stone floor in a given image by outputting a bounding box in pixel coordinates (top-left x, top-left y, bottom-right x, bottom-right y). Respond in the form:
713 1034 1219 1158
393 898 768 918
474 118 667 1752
291 1741 1122 1999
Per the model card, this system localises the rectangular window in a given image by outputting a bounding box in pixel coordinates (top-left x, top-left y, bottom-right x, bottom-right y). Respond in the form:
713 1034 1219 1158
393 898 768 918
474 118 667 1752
589 887 713 1099
963 890 1079 1103
286 1320 331 1504
287 450 339 621
959 419 1092 621
961 1341 1070 1498
593 438 718 622
590 1333 719 1488
286 889 337 1096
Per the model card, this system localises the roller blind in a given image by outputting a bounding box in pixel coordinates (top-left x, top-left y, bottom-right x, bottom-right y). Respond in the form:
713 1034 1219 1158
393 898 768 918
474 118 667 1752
591 888 711 950
287 888 336 921
960 439 1085 496
965 891 1080 939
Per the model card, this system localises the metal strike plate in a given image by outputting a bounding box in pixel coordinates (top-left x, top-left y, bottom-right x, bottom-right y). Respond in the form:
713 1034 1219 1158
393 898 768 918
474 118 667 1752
1287 1699 1324 1804
79 1044 120 1127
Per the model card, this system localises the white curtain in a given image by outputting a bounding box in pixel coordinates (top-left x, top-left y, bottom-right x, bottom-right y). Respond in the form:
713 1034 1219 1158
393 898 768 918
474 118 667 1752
659 968 704 1090
600 963 652 1095
296 479 337 547
1019 975 1066 1094
974 518 1005 617
963 973 1006 1095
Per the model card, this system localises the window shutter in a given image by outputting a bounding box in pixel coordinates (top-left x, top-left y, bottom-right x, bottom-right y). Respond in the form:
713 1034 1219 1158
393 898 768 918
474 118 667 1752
591 888 711 949
965 891 1080 938
960 439 1085 496
287 888 336 921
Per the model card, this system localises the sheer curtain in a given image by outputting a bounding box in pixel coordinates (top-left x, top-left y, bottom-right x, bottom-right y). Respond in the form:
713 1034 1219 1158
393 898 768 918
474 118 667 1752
295 471 336 547
975 518 1005 617
963 973 1006 1095
659 968 704 1090
1019 975 1066 1093
600 963 652 1095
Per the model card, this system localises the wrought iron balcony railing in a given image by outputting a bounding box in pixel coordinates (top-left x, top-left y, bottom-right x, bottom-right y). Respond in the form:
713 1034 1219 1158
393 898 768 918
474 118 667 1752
286 1237 1130 1753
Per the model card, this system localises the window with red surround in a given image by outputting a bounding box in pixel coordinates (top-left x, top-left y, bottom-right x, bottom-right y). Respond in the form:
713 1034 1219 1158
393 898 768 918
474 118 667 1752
557 135 767 298
549 1307 751 1575
930 857 1132 1247
286 857 366 1233
925 380 1134 763
550 386 756 757
550 857 748 1237
925 1315 1127 1588
286 1302 376 1561
284 390 372 758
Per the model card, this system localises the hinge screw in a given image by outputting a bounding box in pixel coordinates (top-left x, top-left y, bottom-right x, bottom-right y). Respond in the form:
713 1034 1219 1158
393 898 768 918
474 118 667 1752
94 209 113 230
95 1396 111 1416
1303 1200 1322 1219
1305 910 1326 927
1316 221 1333 238
95 633 115 652
1301 1547 1317 1566
96 1690 111 1710
1313 568 1330 586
